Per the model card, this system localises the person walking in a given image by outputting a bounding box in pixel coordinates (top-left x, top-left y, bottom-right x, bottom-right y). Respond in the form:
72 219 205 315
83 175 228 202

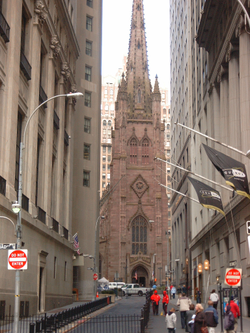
204 300 218 333
165 308 177 333
177 292 192 330
226 296 240 332
209 289 219 310
186 304 196 333
171 286 176 299
162 290 169 315
223 305 235 333
194 303 206 333
150 290 161 315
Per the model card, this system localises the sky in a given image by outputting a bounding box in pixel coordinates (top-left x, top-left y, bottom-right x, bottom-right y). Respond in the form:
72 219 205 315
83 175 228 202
102 0 170 90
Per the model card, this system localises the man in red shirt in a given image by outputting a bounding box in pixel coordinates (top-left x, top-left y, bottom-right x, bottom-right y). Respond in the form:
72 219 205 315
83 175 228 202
227 296 240 333
162 290 169 315
150 290 161 315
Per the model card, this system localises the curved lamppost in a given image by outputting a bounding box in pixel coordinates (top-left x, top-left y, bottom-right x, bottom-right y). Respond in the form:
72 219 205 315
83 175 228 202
13 92 83 333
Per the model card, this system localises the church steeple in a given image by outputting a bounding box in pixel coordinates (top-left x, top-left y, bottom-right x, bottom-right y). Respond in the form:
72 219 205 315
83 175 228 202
126 0 152 116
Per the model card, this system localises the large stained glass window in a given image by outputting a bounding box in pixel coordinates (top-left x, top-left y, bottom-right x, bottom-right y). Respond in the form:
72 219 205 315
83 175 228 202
132 216 147 255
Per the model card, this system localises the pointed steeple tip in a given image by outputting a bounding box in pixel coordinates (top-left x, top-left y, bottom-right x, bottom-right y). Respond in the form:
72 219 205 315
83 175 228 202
153 75 160 94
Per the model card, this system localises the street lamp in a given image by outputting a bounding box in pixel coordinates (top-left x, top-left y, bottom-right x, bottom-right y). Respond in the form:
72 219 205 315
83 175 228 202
13 92 83 333
93 216 105 300
216 275 223 333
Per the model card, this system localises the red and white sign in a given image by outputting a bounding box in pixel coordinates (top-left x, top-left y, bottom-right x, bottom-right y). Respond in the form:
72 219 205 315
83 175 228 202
225 268 242 287
8 249 28 270
93 273 98 281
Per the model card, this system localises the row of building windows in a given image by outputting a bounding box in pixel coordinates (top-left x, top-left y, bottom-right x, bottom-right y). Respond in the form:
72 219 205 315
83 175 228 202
130 138 149 164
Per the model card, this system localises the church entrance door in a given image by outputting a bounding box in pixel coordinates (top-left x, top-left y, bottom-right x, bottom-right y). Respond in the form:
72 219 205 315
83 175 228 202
132 266 148 287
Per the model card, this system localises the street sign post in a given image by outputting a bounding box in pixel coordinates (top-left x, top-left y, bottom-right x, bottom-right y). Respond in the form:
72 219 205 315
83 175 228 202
8 249 28 270
93 273 98 281
0 243 16 250
225 268 242 287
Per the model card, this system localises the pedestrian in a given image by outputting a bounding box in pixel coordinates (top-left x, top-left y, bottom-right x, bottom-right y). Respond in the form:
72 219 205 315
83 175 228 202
150 289 161 315
194 303 207 333
204 300 218 333
182 284 187 294
223 305 235 333
177 292 192 330
171 286 176 299
226 296 240 332
196 290 201 303
186 304 196 333
209 289 219 310
165 307 177 333
162 290 169 315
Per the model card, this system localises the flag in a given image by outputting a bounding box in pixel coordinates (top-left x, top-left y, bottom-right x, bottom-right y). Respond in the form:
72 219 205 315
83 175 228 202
134 271 138 280
188 176 225 215
77 248 81 255
203 144 250 199
72 233 79 249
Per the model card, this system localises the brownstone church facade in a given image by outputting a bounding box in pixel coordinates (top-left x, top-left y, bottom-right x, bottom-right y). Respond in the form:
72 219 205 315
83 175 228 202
99 0 168 287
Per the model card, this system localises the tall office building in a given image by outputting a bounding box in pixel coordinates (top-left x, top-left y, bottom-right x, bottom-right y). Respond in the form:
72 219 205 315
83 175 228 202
99 0 168 286
170 0 250 315
0 0 80 314
72 0 102 301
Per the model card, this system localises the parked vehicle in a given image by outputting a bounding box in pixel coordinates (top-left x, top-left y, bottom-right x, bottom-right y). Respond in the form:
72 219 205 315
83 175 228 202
121 283 150 296
108 282 126 289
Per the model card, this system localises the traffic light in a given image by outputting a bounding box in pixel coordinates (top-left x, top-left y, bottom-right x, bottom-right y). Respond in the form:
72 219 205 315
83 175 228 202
154 278 157 282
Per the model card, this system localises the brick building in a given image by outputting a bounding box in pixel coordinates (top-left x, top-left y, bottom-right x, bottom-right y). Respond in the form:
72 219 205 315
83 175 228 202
99 0 168 287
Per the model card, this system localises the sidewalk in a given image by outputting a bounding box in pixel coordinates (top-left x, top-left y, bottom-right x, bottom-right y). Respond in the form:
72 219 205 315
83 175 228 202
146 297 250 333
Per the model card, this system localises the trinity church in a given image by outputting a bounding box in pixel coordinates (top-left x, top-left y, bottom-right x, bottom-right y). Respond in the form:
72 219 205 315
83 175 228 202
99 0 168 287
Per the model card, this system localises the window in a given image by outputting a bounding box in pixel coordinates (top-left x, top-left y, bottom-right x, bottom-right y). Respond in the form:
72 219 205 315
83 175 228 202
108 155 111 162
84 117 91 133
102 164 106 171
84 144 90 160
108 146 111 154
85 91 91 107
86 40 92 56
103 146 106 153
130 138 137 164
87 0 93 7
102 156 106 162
85 65 92 81
102 182 106 188
142 138 149 164
103 120 106 126
108 120 112 127
83 170 90 187
132 216 147 255
86 16 93 31
15 112 23 193
102 174 106 180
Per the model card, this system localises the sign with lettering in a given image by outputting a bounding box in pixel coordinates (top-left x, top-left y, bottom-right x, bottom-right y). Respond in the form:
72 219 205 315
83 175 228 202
0 243 16 250
8 249 28 270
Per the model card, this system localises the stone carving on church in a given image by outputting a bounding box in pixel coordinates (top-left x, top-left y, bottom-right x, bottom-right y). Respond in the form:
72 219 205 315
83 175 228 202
131 174 149 198
61 62 70 83
130 252 151 265
35 0 48 26
50 35 61 59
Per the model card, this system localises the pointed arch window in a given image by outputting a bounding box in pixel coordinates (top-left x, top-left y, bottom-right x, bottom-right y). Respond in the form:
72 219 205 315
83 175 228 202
132 216 147 255
137 89 141 103
142 138 149 164
130 138 137 164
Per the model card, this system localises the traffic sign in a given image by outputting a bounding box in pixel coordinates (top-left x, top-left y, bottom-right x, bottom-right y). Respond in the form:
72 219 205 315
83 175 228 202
246 221 250 235
8 249 28 270
225 268 242 287
93 273 98 281
0 243 16 250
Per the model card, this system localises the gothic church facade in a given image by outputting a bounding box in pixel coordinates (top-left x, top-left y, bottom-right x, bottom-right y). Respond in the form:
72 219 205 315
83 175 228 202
99 0 168 287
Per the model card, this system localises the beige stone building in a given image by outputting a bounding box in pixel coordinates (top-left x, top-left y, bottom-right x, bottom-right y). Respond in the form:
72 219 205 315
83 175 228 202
0 0 102 315
171 0 250 315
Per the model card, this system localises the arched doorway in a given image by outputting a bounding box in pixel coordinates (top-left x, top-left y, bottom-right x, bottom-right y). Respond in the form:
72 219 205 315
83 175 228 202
131 266 148 287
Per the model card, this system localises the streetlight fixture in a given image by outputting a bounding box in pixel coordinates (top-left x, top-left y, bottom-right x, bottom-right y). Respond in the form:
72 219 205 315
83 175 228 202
13 92 83 333
93 215 105 300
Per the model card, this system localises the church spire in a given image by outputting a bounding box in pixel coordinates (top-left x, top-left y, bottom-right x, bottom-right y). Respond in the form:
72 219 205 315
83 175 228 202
126 0 152 115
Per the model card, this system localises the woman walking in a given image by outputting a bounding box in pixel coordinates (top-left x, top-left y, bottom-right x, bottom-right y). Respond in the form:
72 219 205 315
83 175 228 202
165 308 177 333
194 303 207 333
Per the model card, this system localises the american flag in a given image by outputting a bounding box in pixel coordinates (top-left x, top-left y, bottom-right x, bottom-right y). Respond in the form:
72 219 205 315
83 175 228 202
73 233 79 249
134 271 138 280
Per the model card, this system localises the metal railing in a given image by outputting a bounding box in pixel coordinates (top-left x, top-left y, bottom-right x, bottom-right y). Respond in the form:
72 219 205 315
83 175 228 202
0 297 111 333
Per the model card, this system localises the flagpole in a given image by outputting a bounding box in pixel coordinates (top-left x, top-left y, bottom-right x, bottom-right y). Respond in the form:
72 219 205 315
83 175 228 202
155 157 233 192
175 122 250 158
156 181 200 204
